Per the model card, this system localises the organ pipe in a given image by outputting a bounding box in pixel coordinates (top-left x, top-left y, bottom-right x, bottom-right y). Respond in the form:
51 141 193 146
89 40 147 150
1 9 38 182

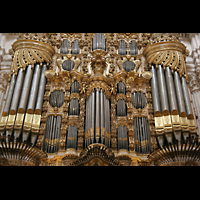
17 65 33 113
0 73 16 135
181 76 193 118
92 33 106 51
96 88 100 143
84 88 111 147
31 63 47 144
14 65 34 139
66 124 77 149
165 67 178 115
157 65 170 115
174 71 186 116
150 61 196 147
0 62 48 145
49 90 65 108
85 97 89 147
26 64 41 113
60 39 69 54
69 98 79 115
117 125 128 150
91 91 95 143
23 64 42 142
6 68 25 139
71 81 80 94
118 40 127 55
129 40 138 55
71 40 80 55
2 73 16 115
134 117 151 154
117 81 126 94
150 65 161 116
117 99 126 116
132 92 147 109
34 63 47 113
9 68 25 115
100 89 104 144
43 115 62 153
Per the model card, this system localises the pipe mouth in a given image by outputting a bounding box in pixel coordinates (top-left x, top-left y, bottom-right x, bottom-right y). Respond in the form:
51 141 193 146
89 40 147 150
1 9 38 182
171 110 179 115
162 110 170 116
187 114 194 119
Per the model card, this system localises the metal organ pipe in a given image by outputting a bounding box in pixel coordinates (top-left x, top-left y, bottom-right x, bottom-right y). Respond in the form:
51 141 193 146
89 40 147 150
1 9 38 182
91 90 95 143
17 65 33 113
157 65 170 115
181 76 193 118
174 71 186 116
92 33 106 51
100 89 104 144
104 93 108 146
31 63 47 145
15 64 34 141
43 115 62 153
35 63 47 113
66 124 78 149
9 68 25 115
84 88 111 147
96 88 100 143
134 117 151 154
117 99 126 116
117 125 128 150
165 67 178 114
3 73 16 115
150 62 195 147
150 65 161 116
26 64 41 113
117 81 125 94
71 81 80 94
85 97 89 147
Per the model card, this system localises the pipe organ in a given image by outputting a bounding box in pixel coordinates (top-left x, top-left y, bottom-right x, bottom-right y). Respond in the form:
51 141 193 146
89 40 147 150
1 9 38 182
0 33 199 166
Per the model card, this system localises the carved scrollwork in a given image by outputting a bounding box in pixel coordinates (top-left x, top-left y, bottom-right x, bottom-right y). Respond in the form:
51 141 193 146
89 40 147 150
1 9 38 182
9 39 55 79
